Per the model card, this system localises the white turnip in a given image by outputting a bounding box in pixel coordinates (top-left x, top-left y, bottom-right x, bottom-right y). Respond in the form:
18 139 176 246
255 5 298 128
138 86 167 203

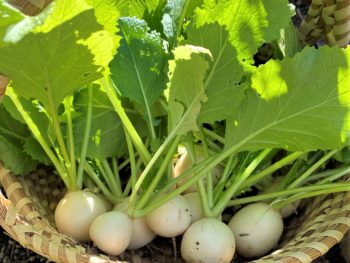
184 192 203 223
181 218 236 263
89 211 132 255
54 191 108 242
228 202 283 258
173 148 222 193
146 195 191 237
115 198 156 249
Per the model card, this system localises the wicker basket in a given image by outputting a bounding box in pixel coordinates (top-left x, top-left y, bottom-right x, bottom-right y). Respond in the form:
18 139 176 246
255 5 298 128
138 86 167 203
0 164 350 263
299 0 350 46
1 0 350 262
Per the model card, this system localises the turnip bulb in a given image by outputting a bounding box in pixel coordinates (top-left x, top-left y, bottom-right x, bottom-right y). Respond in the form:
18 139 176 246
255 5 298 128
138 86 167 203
146 195 191 237
173 148 222 193
89 211 132 255
184 192 203 223
181 218 236 263
54 191 108 242
228 203 283 258
115 198 156 249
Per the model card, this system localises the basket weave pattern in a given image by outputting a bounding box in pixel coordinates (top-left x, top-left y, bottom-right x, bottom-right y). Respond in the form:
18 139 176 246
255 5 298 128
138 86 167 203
299 0 350 46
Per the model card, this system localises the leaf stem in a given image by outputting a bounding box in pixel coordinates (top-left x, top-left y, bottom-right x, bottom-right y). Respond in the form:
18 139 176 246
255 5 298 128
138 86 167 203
240 151 305 190
83 161 116 203
102 160 122 198
288 150 338 188
199 128 214 208
124 129 137 190
135 136 181 212
6 87 71 189
64 96 76 188
100 77 151 165
77 85 93 189
213 148 272 216
227 183 350 207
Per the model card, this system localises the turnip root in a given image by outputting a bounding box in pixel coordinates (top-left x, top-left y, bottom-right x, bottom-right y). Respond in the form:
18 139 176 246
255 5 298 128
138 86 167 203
146 195 191 237
173 148 222 193
228 203 283 258
115 198 156 249
279 200 300 219
181 218 236 263
54 191 108 241
184 192 203 223
89 211 132 255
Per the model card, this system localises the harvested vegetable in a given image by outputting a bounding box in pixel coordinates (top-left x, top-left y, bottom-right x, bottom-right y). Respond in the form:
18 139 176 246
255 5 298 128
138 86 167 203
89 211 132 255
181 218 236 263
54 191 108 242
228 203 283 258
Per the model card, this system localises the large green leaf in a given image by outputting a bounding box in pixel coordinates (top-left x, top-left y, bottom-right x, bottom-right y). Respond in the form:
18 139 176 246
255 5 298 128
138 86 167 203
2 96 51 142
2 96 52 165
0 106 28 144
186 23 247 124
116 0 166 32
38 0 120 67
0 10 104 112
0 106 38 174
225 46 350 152
167 45 211 135
117 0 164 17
110 17 167 125
161 0 187 48
73 86 127 159
195 0 294 65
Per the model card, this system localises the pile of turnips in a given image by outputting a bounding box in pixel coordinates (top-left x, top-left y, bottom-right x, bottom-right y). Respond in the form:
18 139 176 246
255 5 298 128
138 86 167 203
54 148 293 262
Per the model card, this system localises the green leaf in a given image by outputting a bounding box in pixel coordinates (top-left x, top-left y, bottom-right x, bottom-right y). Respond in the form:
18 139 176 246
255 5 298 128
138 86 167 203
185 0 202 17
0 106 28 143
225 46 350 152
73 86 127 159
0 10 104 112
0 135 38 175
195 0 294 65
161 0 187 47
110 17 167 127
167 45 211 135
0 106 38 175
186 23 247 124
3 96 52 143
37 0 120 69
24 137 51 165
116 0 164 17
